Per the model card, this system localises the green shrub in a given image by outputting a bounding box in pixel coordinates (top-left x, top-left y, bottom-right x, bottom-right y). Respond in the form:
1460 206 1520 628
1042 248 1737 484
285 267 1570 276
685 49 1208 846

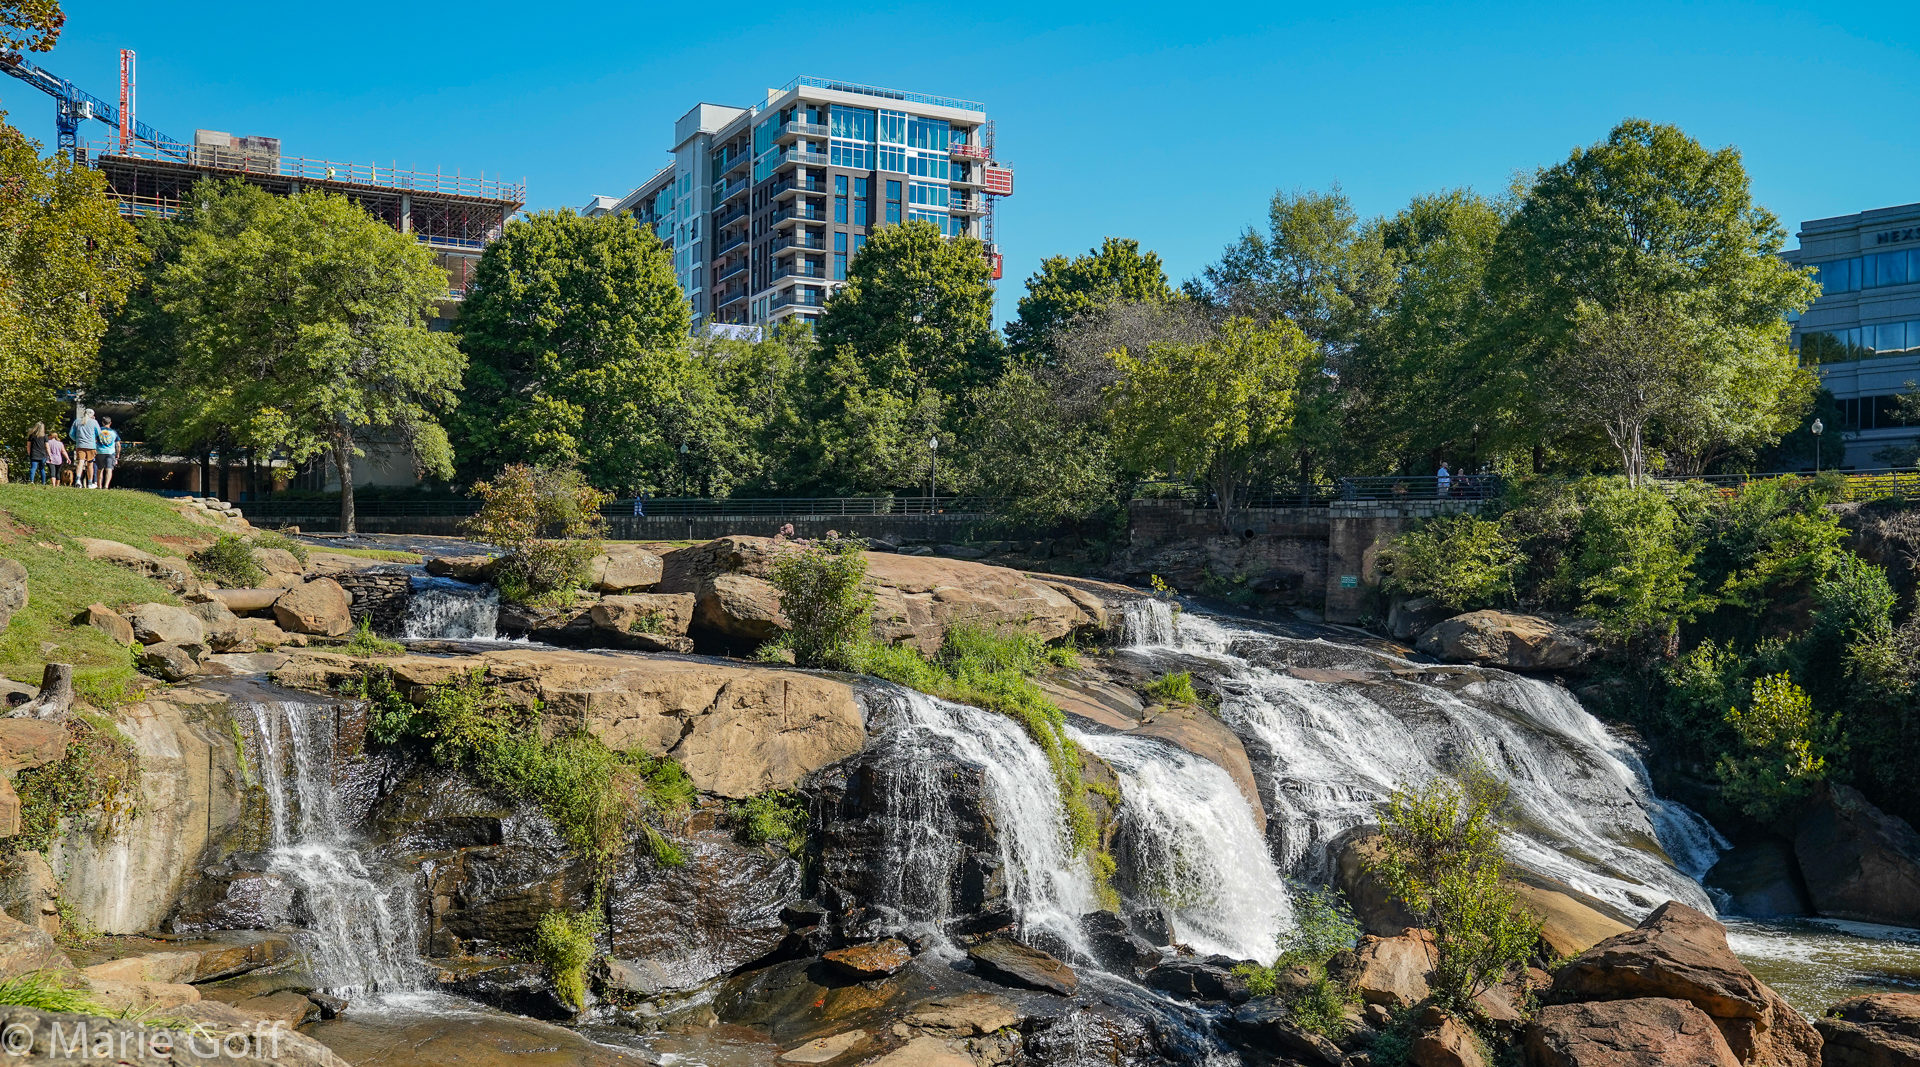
189 534 264 587
1812 553 1896 646
344 618 404 657
1716 673 1844 822
248 530 310 566
1142 671 1200 707
729 790 808 858
1371 769 1541 1011
1691 480 1846 616
11 714 141 854
1233 886 1362 1035
534 908 602 1012
358 670 690 874
1566 480 1706 643
1378 514 1524 611
466 464 607 607
766 538 876 671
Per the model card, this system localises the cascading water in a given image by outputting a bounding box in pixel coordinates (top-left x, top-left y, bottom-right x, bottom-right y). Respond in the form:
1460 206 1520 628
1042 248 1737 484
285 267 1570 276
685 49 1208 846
1074 729 1291 963
1120 603 1725 918
401 576 500 640
870 686 1098 953
248 700 424 995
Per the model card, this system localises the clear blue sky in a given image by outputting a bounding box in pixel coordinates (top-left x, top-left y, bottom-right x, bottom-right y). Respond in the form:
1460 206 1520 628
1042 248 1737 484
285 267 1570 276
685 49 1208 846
11 1 1919 323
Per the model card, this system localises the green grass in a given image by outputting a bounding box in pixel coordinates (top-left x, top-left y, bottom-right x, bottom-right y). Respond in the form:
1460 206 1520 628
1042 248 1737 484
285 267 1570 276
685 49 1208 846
0 485 223 688
729 790 808 858
1143 671 1201 706
0 970 105 1014
534 908 602 1013
344 619 405 657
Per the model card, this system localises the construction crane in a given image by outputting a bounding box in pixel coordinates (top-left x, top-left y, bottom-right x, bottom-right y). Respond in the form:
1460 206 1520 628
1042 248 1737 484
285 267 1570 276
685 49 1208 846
0 49 187 162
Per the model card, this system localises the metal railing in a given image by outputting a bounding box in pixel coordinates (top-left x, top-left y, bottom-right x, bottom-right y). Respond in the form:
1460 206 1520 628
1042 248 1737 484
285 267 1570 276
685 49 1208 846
949 143 991 160
770 177 825 198
780 76 986 114
777 120 830 140
772 290 825 310
777 149 829 168
613 496 1001 517
89 139 525 203
1653 467 1920 502
771 204 825 224
771 233 825 252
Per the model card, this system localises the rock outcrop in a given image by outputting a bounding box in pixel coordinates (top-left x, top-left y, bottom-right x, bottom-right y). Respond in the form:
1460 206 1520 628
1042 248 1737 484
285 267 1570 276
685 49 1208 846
1793 783 1920 928
967 938 1079 996
1814 993 1920 1067
1527 997 1742 1067
76 603 133 646
1549 901 1820 1067
589 546 664 593
1416 610 1597 672
125 602 204 649
273 577 353 637
0 557 24 632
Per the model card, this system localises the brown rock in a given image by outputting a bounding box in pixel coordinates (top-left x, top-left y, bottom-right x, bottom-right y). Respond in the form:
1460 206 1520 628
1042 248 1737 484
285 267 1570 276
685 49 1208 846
425 554 495 582
273 577 353 636
1511 880 1633 958
823 938 913 979
1815 993 1920 1067
588 593 697 653
231 990 319 1028
1412 1006 1488 1067
1552 901 1821 1067
1416 610 1598 672
861 1036 976 1067
82 951 202 985
0 720 65 771
778 1029 870 1064
0 557 23 633
136 642 200 682
905 993 1024 1036
1527 998 1741 1067
77 538 194 589
0 780 17 839
249 546 305 579
1352 929 1437 1008
238 617 301 648
76 603 133 645
1793 783 1920 928
186 598 249 652
0 905 67 977
83 978 201 1013
696 572 788 644
590 547 665 593
967 938 1078 996
125 602 205 647
211 587 286 614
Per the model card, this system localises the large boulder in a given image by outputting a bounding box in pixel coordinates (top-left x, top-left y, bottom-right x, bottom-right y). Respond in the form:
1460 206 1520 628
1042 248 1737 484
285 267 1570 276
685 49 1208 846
1527 998 1741 1067
424 554 495 583
135 642 199 682
1815 993 1920 1067
0 720 66 772
1388 595 1452 642
1411 1005 1488 1067
1550 901 1820 1067
1349 929 1437 1008
967 938 1079 996
1706 838 1812 920
589 546 664 593
124 602 204 648
0 557 24 632
185 599 248 652
363 649 867 799
604 823 802 994
75 603 134 646
1416 610 1598 672
588 593 697 653
0 905 69 977
694 573 788 646
1793 783 1920 928
77 538 195 591
273 577 353 637
249 546 305 581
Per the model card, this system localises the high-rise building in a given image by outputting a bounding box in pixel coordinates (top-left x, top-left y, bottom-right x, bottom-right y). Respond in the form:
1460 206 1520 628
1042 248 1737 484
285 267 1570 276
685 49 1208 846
586 76 1011 331
1786 202 1920 466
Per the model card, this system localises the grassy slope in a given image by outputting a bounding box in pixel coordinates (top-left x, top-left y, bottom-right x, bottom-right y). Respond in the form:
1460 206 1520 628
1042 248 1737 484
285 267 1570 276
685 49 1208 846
0 485 223 688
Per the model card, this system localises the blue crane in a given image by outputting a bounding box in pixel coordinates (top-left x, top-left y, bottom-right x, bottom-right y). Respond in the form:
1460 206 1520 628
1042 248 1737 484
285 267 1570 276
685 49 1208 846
0 51 188 161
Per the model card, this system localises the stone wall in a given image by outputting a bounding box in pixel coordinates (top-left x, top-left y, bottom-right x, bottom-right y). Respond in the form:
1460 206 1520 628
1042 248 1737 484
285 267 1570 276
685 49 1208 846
1122 498 1486 623
331 570 410 634
244 509 1001 544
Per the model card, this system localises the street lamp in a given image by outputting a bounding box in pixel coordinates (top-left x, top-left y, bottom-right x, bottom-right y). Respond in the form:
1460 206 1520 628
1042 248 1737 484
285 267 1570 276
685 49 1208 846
1811 419 1824 475
928 436 939 512
679 442 690 497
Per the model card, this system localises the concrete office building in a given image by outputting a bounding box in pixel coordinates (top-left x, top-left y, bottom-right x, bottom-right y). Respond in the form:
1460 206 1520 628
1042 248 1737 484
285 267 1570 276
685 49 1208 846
586 76 1011 330
1787 202 1920 466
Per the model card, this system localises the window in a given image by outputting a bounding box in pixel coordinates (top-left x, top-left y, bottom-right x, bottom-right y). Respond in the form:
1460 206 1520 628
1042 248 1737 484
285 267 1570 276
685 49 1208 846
877 145 906 172
854 234 867 255
855 178 870 227
835 232 849 281
878 110 907 144
909 182 949 207
835 175 847 224
907 115 950 151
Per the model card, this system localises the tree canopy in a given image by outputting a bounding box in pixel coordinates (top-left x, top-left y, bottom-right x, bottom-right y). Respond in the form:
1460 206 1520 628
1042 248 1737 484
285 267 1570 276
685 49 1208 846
815 219 1003 398
1005 237 1173 356
141 181 463 531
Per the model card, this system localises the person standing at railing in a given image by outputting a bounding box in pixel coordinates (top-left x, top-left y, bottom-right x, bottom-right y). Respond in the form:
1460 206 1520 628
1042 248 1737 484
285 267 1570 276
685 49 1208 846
1436 462 1451 498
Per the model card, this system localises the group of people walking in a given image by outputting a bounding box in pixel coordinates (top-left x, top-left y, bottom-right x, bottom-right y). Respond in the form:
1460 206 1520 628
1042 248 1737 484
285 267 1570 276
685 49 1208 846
23 409 119 489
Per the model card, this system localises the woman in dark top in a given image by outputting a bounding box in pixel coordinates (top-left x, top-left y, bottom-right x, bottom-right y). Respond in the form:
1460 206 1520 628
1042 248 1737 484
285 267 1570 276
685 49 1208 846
25 423 47 484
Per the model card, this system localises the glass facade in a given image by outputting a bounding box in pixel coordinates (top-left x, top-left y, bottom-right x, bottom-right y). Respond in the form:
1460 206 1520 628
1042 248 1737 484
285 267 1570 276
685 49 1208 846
1811 250 1920 294
1803 319 1920 362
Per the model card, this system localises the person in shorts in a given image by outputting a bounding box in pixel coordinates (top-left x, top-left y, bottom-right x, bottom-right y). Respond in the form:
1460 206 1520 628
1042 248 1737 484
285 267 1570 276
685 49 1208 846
95 417 120 489
43 433 65 485
68 408 98 488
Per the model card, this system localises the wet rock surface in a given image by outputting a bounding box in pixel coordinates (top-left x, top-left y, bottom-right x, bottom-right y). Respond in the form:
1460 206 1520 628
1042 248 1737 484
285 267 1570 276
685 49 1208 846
1814 993 1920 1067
967 938 1079 996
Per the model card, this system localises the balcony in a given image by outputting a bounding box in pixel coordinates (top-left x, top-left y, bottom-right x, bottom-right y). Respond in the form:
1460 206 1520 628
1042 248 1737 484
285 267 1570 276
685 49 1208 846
770 177 825 201
715 287 749 308
711 175 750 205
770 232 825 253
773 260 824 281
775 120 830 143
711 201 749 229
714 232 748 256
950 196 987 214
716 259 749 283
949 143 990 161
775 149 829 170
772 290 826 310
771 204 826 227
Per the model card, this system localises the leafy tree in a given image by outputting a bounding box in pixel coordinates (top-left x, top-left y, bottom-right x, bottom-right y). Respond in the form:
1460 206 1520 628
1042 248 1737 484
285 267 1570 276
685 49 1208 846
816 219 1003 398
1567 480 1705 644
1006 237 1174 356
955 368 1122 528
1716 673 1843 822
1689 479 1845 619
0 116 144 455
143 181 461 532
0 0 62 52
1562 295 1707 485
466 463 607 606
759 344 941 495
1378 513 1524 611
1194 185 1396 350
1371 770 1541 1011
1108 317 1316 531
453 210 692 485
1484 120 1819 472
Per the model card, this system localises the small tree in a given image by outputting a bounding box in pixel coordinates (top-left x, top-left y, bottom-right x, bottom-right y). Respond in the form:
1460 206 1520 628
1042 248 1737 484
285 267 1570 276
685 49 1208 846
1716 673 1843 823
766 539 875 671
1569 480 1706 644
1564 296 1704 486
466 464 608 606
1108 317 1316 532
1371 770 1541 1011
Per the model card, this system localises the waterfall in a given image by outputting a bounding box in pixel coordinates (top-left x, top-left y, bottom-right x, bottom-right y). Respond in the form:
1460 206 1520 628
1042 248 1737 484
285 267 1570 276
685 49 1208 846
871 687 1097 954
1121 599 1180 648
248 701 424 994
1124 610 1725 919
1074 729 1291 963
401 577 499 640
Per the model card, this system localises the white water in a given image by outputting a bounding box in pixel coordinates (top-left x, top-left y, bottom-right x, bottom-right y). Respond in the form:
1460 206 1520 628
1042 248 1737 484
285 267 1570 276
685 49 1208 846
1120 602 1725 919
873 687 1098 955
1075 729 1291 963
249 701 424 994
401 578 500 640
